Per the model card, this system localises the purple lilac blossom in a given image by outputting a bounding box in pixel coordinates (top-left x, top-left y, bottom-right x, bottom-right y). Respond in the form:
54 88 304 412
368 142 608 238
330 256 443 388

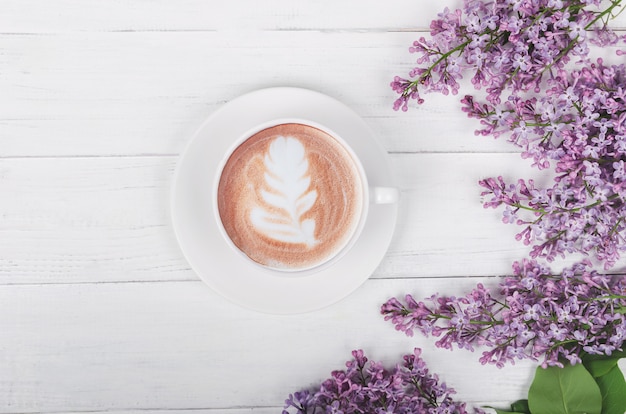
283 348 485 414
391 0 623 111
474 60 626 268
381 259 626 368
391 0 626 268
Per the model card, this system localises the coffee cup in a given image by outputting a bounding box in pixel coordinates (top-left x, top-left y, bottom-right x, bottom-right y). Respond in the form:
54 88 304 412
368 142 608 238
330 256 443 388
214 119 398 274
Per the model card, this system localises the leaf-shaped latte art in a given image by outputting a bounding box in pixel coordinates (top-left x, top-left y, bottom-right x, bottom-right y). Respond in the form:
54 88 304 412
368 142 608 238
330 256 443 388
250 136 319 247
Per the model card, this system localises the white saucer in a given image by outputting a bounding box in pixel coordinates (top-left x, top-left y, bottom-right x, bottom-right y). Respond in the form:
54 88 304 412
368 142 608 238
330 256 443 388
171 87 398 314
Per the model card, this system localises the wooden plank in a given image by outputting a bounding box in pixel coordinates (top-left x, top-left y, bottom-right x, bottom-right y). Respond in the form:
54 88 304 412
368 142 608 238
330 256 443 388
0 30 508 156
2 31 624 156
0 277 536 412
0 156 192 284
1 0 625 33
0 153 596 285
0 0 455 33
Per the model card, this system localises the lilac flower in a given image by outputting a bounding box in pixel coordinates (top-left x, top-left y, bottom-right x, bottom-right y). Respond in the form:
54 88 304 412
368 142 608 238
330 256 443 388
568 21 587 39
283 349 485 414
512 53 531 71
475 59 626 267
381 259 626 368
391 0 624 110
523 304 542 321
391 1 626 269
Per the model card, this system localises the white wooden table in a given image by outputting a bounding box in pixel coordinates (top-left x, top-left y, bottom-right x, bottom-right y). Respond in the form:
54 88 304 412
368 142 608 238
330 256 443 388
2 1 625 413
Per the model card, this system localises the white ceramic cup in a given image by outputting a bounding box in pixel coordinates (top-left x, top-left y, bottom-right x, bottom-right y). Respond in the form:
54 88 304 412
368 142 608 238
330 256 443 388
214 119 398 275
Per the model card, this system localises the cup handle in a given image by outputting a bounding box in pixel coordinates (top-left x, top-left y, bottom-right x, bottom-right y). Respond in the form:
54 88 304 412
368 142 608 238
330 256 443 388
370 187 399 204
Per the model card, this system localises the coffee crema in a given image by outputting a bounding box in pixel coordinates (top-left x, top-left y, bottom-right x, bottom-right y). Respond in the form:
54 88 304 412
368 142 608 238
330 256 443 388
217 123 364 271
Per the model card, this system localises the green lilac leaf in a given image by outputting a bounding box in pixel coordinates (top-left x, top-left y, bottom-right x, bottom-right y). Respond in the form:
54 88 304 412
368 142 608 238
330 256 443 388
510 399 530 413
528 364 602 414
585 351 626 364
595 365 626 414
584 357 620 378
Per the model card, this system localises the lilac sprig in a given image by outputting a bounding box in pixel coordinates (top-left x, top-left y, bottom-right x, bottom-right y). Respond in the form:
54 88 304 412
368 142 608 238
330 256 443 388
391 0 625 111
283 348 485 414
474 60 626 267
391 0 626 268
381 259 626 368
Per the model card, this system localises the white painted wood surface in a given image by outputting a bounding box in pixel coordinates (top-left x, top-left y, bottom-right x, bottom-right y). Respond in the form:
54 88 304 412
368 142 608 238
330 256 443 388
1 1 625 413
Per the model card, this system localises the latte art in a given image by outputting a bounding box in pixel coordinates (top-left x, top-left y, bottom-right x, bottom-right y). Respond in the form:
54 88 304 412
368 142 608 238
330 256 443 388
217 123 364 271
250 136 319 247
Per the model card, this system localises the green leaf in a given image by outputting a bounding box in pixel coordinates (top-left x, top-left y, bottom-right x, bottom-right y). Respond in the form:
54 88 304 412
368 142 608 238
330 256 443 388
595 365 626 414
528 364 603 414
510 399 530 413
585 351 626 364
585 357 620 378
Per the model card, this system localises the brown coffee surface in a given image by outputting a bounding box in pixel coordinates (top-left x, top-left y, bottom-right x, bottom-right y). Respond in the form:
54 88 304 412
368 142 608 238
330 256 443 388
217 123 363 271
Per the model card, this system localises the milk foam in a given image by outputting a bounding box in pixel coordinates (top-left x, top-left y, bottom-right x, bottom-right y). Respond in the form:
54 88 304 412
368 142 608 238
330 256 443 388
250 136 319 247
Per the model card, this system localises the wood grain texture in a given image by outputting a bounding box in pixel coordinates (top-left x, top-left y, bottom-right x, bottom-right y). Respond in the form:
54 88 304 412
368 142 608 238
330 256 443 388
0 0 464 32
2 30 623 156
0 30 513 156
1 0 625 32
